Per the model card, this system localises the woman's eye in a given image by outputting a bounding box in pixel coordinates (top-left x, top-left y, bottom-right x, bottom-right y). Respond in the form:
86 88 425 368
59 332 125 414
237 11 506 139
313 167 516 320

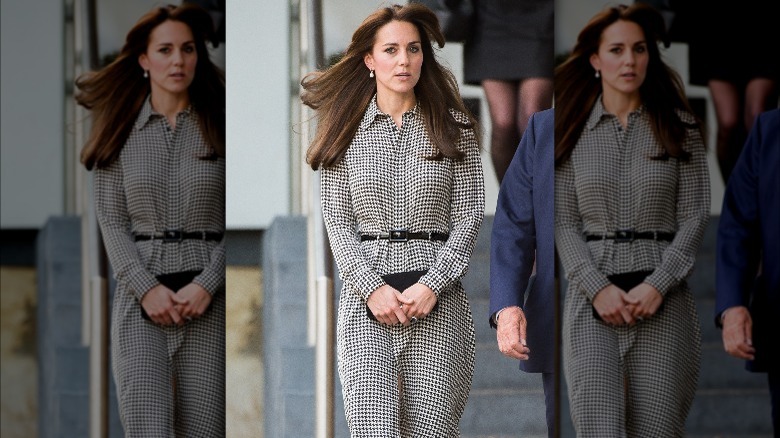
184 46 195 53
610 47 621 54
635 45 646 53
159 47 170 53
409 46 420 53
385 47 396 54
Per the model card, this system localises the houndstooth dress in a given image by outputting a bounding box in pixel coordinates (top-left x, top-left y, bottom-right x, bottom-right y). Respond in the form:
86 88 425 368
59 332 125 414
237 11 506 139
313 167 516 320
94 97 225 437
555 99 710 437
321 96 485 437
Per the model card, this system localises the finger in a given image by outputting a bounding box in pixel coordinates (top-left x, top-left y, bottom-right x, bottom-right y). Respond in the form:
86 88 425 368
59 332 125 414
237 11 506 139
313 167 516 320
171 294 190 305
623 293 640 305
620 307 635 325
396 293 415 305
169 307 183 326
394 306 409 326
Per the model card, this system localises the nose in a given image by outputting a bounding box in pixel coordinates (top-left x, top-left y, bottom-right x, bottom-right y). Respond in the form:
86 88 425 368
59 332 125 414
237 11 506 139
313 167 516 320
624 51 635 66
398 51 408 66
172 49 184 65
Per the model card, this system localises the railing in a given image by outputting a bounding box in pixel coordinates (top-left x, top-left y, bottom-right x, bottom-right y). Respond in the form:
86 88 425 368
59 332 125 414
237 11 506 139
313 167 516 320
294 0 336 436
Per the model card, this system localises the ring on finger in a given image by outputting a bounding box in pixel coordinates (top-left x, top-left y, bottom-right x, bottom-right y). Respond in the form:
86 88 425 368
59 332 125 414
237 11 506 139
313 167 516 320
410 316 418 323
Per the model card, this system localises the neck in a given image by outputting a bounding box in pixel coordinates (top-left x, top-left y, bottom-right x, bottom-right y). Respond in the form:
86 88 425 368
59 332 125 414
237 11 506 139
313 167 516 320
376 91 416 127
601 90 641 127
149 88 190 125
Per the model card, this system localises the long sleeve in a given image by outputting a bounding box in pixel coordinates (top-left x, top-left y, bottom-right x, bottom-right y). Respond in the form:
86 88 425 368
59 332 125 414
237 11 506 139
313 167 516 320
94 162 159 301
644 127 710 295
554 158 611 301
321 160 385 301
192 238 225 295
418 124 485 296
715 115 763 316
489 115 537 315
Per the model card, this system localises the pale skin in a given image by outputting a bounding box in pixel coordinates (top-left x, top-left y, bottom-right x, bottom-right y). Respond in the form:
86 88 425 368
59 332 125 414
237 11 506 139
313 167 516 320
588 19 663 324
496 306 530 361
362 20 438 325
136 19 212 324
721 306 755 360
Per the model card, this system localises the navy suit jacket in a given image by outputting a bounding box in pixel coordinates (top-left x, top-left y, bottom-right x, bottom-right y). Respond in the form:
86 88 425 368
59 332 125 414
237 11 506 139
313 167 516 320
716 108 780 371
489 108 554 373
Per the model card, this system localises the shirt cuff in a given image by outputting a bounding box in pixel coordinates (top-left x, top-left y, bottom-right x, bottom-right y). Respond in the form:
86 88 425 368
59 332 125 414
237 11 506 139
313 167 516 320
579 270 612 301
128 267 161 302
643 268 676 296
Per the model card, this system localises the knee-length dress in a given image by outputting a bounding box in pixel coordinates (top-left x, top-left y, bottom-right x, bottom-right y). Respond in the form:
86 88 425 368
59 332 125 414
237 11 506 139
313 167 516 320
320 96 485 436
94 97 225 437
554 100 710 437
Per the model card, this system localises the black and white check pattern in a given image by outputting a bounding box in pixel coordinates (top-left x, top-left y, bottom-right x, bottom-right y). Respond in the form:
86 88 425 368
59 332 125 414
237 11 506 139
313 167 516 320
321 96 484 436
95 96 225 437
555 99 710 436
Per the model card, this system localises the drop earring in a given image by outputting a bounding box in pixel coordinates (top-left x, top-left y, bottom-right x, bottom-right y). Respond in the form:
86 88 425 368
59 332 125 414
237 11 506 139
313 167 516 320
144 70 149 78
595 70 600 78
369 69 374 78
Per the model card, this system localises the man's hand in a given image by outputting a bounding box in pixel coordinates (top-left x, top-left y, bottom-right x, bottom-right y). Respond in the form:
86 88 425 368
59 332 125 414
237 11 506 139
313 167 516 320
496 306 531 360
722 306 755 360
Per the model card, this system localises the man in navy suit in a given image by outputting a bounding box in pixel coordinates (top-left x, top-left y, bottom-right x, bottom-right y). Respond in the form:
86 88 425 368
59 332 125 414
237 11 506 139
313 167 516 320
489 108 555 435
716 108 779 434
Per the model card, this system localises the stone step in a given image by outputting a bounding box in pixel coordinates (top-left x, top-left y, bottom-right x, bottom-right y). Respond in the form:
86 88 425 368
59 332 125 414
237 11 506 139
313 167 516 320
686 389 773 435
472 342 545 392
461 390 547 436
698 343 769 390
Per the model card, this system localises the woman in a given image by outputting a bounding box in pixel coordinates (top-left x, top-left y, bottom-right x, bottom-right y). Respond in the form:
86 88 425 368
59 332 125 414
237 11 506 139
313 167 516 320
684 0 779 183
76 4 225 436
554 4 709 436
301 4 484 435
463 0 554 183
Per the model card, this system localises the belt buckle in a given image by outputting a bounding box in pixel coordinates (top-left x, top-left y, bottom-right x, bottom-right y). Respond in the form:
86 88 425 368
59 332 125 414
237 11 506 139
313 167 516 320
614 228 634 243
388 228 408 242
163 229 183 243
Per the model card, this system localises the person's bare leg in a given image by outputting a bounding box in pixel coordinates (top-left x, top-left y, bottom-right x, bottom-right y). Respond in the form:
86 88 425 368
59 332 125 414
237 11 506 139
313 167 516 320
517 77 554 137
744 77 779 131
709 79 744 182
483 79 519 183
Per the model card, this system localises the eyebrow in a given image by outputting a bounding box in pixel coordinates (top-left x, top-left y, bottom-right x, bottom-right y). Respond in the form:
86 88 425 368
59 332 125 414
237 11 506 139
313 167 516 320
155 40 196 46
381 41 422 46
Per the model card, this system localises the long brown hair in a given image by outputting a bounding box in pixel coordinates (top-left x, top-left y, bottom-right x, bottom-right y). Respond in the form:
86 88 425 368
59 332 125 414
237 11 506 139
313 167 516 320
301 3 478 170
554 3 701 166
76 4 225 170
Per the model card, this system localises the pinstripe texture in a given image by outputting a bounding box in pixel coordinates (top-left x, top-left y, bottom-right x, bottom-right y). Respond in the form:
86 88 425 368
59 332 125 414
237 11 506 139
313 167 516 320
555 99 710 437
94 96 225 437
321 96 484 436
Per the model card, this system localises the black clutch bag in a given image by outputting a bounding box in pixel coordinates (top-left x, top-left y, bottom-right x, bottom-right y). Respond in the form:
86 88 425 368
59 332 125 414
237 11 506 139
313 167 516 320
142 270 203 321
367 270 439 321
592 270 662 321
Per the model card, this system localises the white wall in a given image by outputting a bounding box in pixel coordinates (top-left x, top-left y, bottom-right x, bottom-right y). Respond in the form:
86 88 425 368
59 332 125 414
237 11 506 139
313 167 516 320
555 0 724 214
1 0 64 228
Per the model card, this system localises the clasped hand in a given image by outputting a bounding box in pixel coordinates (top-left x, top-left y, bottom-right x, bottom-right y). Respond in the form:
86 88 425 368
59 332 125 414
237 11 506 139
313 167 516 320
141 283 212 326
367 283 437 326
592 282 663 326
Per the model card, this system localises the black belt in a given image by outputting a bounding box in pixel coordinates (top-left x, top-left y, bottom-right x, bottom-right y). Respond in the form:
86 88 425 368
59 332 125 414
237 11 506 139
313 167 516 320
360 229 449 242
585 229 675 243
134 230 223 243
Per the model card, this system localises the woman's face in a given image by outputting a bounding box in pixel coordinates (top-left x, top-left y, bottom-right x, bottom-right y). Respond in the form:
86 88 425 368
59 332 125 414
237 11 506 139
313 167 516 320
590 20 649 99
364 20 423 100
138 20 197 99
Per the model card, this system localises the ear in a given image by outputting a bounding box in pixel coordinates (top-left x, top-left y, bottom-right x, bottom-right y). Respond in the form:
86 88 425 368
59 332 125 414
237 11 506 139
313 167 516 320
589 53 600 73
138 53 149 72
363 53 374 72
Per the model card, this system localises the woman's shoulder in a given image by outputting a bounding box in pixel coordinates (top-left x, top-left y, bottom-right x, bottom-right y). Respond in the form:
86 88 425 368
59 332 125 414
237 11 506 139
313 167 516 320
673 108 699 127
447 107 473 125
